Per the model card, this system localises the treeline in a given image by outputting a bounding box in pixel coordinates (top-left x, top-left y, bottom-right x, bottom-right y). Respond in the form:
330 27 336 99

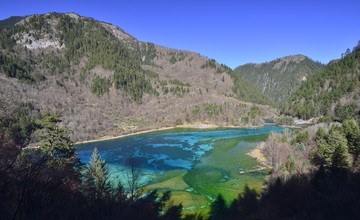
282 42 360 120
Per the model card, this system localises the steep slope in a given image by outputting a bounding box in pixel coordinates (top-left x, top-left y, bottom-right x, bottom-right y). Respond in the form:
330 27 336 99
235 55 323 105
281 43 360 120
0 13 275 141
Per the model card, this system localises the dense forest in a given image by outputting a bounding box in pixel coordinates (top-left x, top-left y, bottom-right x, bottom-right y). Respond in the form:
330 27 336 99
281 43 360 121
235 56 323 105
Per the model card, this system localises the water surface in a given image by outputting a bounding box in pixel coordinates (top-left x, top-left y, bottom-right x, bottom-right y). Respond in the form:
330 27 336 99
76 125 284 213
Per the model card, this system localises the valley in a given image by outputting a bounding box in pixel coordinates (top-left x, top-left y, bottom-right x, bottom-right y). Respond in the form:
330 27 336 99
1 10 360 220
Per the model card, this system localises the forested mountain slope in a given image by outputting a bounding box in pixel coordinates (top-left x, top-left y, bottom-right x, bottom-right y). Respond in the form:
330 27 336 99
0 13 274 141
235 55 323 105
281 43 360 121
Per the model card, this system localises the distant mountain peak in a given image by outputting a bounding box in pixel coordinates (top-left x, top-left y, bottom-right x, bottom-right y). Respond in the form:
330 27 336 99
235 55 324 105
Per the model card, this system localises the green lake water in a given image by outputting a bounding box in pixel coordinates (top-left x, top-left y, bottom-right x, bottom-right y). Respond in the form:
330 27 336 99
76 125 284 213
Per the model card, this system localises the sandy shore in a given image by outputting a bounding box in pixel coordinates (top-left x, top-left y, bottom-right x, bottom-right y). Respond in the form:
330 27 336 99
247 142 272 169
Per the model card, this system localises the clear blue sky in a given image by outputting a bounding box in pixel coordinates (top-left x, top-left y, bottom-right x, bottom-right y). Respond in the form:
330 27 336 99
1 0 359 68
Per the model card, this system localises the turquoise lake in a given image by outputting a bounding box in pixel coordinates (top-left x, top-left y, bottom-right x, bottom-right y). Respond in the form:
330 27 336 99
76 125 284 213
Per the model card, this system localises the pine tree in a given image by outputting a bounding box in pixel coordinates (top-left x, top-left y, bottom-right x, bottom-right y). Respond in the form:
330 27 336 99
35 112 76 165
332 142 351 169
36 113 75 159
342 120 360 165
314 127 351 169
82 147 111 201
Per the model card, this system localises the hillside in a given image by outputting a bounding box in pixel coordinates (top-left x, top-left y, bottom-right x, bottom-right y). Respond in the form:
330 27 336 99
0 12 274 141
281 43 360 121
235 55 323 105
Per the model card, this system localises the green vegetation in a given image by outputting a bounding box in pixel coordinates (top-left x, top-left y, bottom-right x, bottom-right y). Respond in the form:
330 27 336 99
82 147 115 201
335 103 358 122
169 79 191 87
275 116 294 126
0 13 157 102
42 52 70 75
55 14 154 102
35 112 77 164
91 76 111 96
182 135 268 210
248 106 260 119
169 51 186 64
311 121 360 169
161 79 191 97
282 43 360 120
228 70 274 106
0 102 38 146
189 103 224 118
140 42 157 64
0 52 34 82
204 103 223 116
235 56 323 105
0 16 25 28
201 58 217 69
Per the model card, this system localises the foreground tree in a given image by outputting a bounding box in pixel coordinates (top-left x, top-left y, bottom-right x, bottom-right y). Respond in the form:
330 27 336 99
35 112 77 164
342 120 360 167
312 127 351 169
82 147 112 201
125 158 147 204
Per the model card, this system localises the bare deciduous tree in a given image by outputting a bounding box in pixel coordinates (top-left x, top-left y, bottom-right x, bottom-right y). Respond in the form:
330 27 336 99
124 158 147 204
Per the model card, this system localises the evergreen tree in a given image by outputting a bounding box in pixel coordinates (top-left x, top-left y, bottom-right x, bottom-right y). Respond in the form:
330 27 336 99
35 112 77 165
313 127 351 169
342 119 360 165
332 141 351 169
82 147 112 201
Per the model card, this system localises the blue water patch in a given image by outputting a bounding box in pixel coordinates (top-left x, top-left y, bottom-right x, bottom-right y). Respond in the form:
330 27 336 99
76 125 284 172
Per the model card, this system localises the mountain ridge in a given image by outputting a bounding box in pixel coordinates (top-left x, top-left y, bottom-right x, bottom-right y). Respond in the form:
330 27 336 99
234 55 324 105
281 42 360 121
0 12 275 141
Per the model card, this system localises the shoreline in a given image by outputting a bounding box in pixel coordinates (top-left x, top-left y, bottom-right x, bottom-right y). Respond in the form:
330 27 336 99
247 142 272 169
75 126 175 144
75 123 266 145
